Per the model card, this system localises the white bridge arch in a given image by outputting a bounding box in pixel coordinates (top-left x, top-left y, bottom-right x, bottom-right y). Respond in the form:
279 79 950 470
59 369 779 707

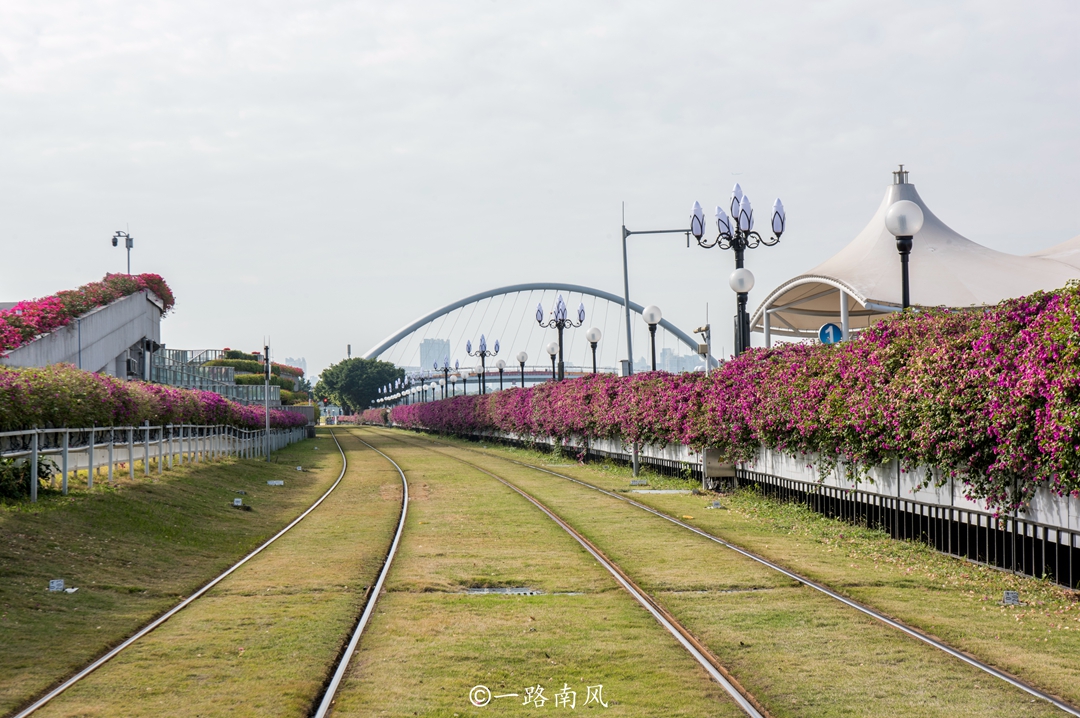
362 283 706 372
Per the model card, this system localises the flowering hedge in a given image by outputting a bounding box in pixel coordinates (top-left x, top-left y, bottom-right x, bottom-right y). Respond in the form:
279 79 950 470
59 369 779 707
391 282 1080 513
1 274 175 356
360 408 388 425
0 364 307 431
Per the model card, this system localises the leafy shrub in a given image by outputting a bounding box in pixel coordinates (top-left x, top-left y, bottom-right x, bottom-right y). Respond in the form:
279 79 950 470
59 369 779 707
0 457 56 499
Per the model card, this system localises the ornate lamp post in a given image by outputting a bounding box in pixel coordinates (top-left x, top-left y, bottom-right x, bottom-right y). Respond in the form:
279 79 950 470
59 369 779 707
585 327 602 373
642 306 662 371
495 359 506 390
690 184 786 356
536 294 585 381
434 356 453 398
517 351 528 388
546 342 559 381
466 335 500 394
884 199 925 309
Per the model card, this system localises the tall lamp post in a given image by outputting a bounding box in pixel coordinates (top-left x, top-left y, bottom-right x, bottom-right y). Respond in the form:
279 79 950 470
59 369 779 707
884 200 925 309
729 269 755 353
689 184 786 356
435 356 453 398
546 342 559 381
466 335 499 394
495 359 506 390
263 345 270 462
536 294 585 381
517 351 528 388
642 306 662 371
111 231 134 274
585 327 602 373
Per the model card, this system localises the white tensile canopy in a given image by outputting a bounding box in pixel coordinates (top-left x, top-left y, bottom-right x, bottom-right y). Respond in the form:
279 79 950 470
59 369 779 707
750 168 1080 343
1028 233 1080 270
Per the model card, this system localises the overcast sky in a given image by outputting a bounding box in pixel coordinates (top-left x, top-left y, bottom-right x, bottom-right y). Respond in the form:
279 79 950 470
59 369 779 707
3 1 1078 379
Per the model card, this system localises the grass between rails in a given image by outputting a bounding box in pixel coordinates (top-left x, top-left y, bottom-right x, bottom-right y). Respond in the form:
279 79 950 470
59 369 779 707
31 430 404 718
328 427 742 717
388 430 1067 717
0 430 342 716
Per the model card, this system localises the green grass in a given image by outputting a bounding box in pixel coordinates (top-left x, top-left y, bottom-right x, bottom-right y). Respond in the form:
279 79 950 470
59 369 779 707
388 430 1067 717
0 430 346 716
30 430 404 718
328 428 743 717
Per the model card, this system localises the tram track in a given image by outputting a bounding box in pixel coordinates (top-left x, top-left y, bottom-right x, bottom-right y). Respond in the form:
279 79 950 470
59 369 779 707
386 428 1080 718
359 428 768 718
11 430 355 718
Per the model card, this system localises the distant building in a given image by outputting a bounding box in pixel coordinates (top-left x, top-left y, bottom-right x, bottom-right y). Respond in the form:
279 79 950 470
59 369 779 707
419 338 451 372
284 356 307 374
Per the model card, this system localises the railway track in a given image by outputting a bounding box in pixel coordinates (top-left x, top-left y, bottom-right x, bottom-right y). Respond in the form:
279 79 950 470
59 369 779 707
310 437 408 718
377 427 1080 718
10 429 371 718
354 428 768 718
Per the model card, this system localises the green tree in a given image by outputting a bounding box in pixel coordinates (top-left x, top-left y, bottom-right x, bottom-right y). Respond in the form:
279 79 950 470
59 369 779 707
314 358 402 413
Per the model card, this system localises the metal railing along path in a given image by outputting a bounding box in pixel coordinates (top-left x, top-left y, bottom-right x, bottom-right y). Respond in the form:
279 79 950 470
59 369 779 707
312 435 409 718
367 429 767 718
425 436 1080 718
1 424 306 502
11 429 348 718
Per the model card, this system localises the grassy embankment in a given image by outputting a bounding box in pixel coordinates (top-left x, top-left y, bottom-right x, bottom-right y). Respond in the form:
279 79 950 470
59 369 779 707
328 427 743 717
381 429 1071 717
1 430 350 715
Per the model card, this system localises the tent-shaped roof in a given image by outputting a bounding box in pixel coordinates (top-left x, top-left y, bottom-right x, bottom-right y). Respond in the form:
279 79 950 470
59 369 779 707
750 169 1080 340
1028 233 1080 270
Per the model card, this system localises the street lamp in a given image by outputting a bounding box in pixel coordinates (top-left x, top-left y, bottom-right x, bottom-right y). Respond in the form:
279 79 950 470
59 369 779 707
690 185 786 356
585 327 602 373
466 335 500 394
450 374 458 396
435 356 453 398
729 268 755 355
536 294 585 381
495 359 506 390
884 199 925 309
546 341 559 381
474 363 484 395
517 351 528 388
111 231 134 274
642 306 662 371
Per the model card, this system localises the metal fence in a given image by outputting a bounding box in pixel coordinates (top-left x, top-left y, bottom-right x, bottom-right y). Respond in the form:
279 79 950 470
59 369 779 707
0 424 306 502
735 469 1080 590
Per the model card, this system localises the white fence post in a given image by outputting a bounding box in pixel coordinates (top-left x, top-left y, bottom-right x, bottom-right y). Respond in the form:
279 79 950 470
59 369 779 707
128 427 135 480
107 428 114 484
88 427 95 489
30 430 38 503
62 430 69 495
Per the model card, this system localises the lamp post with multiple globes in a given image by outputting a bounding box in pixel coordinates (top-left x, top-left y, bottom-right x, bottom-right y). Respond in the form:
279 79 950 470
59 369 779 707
690 184 785 356
536 294 585 381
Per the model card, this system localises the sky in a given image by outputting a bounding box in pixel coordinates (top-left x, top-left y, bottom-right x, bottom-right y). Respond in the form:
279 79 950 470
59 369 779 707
2 0 1079 380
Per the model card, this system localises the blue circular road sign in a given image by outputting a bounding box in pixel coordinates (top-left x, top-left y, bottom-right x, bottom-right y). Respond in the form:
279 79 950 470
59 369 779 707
818 323 843 344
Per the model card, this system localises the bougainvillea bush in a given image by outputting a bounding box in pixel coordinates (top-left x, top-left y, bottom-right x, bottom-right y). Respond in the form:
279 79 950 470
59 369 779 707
360 408 387 425
0 273 175 356
0 364 307 431
391 282 1080 512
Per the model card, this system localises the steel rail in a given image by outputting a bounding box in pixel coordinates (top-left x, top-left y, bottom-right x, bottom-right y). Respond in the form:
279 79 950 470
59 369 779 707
312 435 409 718
371 430 767 718
444 438 1080 718
12 430 351 718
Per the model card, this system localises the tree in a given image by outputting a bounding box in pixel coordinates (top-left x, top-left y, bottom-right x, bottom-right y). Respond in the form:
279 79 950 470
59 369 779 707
313 358 402 413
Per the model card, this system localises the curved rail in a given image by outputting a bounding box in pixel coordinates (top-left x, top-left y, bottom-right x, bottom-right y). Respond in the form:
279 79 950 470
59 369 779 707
458 440 1080 718
312 435 409 718
370 430 766 718
13 430 351 718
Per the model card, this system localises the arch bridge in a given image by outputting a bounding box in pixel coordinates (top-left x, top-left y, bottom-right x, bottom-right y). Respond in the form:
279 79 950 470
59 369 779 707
362 283 711 378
